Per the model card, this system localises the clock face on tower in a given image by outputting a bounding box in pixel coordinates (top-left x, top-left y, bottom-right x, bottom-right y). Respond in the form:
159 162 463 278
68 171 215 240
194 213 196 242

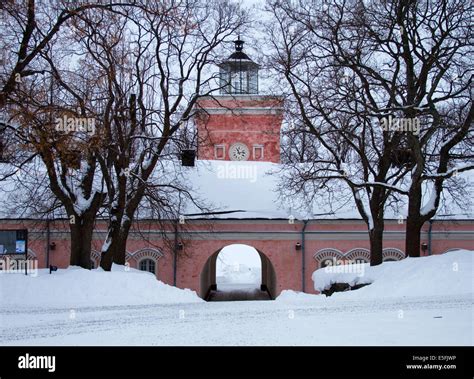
229 143 250 161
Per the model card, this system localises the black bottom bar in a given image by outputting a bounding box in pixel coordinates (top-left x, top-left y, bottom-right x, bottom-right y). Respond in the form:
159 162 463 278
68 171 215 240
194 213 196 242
0 346 472 378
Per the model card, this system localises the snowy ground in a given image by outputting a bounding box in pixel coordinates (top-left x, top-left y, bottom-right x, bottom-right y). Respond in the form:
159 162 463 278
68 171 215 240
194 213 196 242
0 294 471 345
0 251 472 346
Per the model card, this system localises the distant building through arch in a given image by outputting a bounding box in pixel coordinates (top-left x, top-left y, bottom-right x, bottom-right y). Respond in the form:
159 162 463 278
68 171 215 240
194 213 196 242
200 243 276 301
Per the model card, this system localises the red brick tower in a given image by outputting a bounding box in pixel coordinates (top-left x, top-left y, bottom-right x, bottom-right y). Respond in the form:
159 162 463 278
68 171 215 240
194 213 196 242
195 38 283 163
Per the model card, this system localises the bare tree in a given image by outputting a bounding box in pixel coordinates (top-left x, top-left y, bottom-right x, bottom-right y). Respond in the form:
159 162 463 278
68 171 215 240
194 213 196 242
2 0 247 270
266 0 411 265
0 0 137 109
1 2 136 268
0 0 127 180
78 0 249 270
390 0 473 257
265 0 473 263
4 42 107 268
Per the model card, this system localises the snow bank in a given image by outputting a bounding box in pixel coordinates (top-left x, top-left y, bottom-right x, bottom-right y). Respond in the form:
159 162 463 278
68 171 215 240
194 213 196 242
0 264 202 308
313 250 473 298
278 250 473 301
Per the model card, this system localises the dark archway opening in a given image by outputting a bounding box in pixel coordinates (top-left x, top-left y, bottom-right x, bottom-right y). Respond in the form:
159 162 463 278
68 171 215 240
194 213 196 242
200 244 276 301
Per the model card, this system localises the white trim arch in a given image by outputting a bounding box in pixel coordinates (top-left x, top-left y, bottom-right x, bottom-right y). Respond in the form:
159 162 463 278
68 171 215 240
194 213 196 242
313 248 344 267
91 250 134 268
130 248 164 263
131 248 163 276
345 248 370 263
382 248 405 261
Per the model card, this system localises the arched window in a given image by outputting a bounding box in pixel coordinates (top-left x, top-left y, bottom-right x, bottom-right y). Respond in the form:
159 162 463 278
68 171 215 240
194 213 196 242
130 248 163 276
345 248 370 263
313 248 344 269
382 248 405 262
139 259 156 274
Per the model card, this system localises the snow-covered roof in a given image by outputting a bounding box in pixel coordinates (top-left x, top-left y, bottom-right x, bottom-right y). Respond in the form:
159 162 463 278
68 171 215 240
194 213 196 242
182 161 291 219
181 160 474 221
0 159 472 221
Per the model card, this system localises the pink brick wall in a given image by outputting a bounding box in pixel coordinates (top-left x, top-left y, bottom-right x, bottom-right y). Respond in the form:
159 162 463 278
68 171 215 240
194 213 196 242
196 96 283 163
1 218 472 297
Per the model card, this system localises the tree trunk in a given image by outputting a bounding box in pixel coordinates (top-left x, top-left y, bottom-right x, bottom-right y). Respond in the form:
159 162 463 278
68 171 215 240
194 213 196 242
367 186 386 266
405 217 422 257
100 227 119 271
369 225 384 266
113 222 132 265
100 218 131 270
405 182 423 257
69 216 95 269
100 246 114 271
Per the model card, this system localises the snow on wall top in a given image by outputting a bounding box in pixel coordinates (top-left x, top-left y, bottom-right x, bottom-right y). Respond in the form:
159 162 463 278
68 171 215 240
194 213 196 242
179 160 473 221
0 159 472 221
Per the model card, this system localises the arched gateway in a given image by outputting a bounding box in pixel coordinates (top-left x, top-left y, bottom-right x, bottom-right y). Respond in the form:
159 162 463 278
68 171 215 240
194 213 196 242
200 244 277 300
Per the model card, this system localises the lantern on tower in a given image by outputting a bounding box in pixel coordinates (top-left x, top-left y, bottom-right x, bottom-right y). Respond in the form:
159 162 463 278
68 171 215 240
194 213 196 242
219 37 259 94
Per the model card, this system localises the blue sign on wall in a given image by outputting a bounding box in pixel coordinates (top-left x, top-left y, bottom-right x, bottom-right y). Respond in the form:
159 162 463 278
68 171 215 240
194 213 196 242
0 230 28 255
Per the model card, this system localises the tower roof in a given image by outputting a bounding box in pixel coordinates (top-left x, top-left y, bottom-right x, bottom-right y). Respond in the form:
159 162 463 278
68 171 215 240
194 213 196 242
228 37 252 60
218 36 259 94
219 37 259 66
